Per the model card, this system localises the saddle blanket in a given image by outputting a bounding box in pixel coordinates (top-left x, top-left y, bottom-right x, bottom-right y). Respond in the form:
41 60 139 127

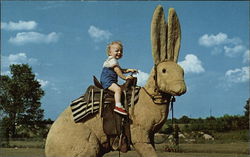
70 85 140 123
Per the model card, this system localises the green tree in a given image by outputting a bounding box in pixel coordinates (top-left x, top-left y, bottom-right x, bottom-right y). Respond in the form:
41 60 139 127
0 64 45 138
243 98 249 129
179 115 190 124
244 98 249 117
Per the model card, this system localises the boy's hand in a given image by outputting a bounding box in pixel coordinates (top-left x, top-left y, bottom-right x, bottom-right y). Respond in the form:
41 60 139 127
125 75 133 80
126 69 138 73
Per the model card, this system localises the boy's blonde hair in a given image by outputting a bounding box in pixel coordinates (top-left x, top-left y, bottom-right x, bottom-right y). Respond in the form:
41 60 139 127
106 41 123 56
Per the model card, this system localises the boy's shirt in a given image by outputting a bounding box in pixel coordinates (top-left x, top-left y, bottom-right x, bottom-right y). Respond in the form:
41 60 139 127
103 56 119 68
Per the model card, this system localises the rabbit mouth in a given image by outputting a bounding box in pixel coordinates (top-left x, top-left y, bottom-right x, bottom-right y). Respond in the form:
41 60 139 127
159 82 186 96
167 89 186 96
169 90 186 96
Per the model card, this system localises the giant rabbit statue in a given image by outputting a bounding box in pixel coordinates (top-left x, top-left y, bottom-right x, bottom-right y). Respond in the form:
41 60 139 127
45 5 186 157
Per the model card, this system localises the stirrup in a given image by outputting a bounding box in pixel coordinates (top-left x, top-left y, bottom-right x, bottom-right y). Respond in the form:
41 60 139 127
112 136 120 150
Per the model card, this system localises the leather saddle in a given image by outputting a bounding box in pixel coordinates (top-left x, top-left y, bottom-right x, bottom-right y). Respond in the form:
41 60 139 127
93 76 137 152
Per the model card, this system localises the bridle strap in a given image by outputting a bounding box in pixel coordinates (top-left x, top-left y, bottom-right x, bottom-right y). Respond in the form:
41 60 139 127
145 60 176 105
154 64 160 93
142 87 171 105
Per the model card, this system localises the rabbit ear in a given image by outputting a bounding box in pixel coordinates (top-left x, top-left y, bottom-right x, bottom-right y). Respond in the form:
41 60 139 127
151 5 167 65
167 8 181 62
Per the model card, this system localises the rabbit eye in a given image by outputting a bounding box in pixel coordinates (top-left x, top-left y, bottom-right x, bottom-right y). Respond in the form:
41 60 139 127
162 68 167 73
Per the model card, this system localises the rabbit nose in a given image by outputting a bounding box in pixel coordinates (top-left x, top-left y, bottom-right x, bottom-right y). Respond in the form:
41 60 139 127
175 83 186 96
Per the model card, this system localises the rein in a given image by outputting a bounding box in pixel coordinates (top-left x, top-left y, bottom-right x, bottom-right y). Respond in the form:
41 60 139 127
170 96 176 126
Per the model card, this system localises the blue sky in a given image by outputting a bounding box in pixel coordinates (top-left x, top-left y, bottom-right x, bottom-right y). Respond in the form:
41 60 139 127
1 1 249 120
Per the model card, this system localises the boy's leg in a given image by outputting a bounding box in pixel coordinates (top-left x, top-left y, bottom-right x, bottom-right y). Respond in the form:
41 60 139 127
108 83 127 115
108 83 122 104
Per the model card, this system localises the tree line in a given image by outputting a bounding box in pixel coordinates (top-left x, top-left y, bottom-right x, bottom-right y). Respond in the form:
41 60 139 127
163 99 249 133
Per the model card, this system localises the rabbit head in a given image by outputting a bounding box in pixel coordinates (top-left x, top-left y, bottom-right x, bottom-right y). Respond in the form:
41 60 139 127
150 5 186 96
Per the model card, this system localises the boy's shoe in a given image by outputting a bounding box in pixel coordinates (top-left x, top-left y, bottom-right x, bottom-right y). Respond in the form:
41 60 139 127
114 106 128 115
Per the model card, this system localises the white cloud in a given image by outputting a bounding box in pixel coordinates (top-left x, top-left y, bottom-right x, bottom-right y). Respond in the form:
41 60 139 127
37 79 49 88
199 32 241 47
9 32 59 45
199 33 228 47
178 54 205 74
1 20 37 31
88 25 112 42
133 70 149 86
199 32 247 60
225 66 249 83
243 50 250 64
2 53 38 68
34 73 49 88
224 45 246 57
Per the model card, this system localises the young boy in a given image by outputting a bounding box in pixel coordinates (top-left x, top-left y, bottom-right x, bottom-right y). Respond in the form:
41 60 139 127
100 41 137 115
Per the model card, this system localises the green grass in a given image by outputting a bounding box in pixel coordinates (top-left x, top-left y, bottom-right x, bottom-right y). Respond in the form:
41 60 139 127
0 148 44 157
1 146 249 157
155 142 249 154
213 130 249 143
1 138 45 148
157 152 250 157
1 130 249 157
179 142 249 154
